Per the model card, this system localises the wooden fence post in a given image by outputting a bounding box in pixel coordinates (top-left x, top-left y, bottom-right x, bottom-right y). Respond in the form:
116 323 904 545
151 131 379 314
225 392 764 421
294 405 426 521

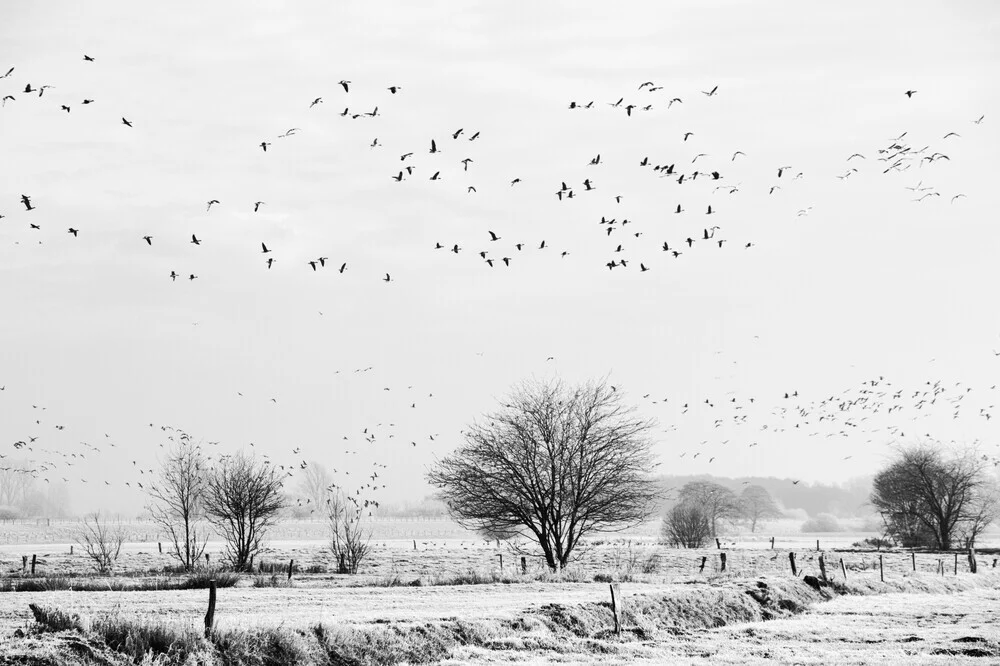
911 552 916 572
609 583 622 635
31 554 36 576
839 557 847 581
288 559 294 581
816 539 820 552
498 554 503 573
699 556 707 573
204 580 217 638
879 554 884 582
205 553 210 568
720 552 727 573
413 540 417 550
521 556 527 575
70 545 73 555
818 554 827 582
339 553 346 574
715 538 721 550
968 548 977 574
954 553 958 575
788 552 797 576
158 542 162 554
21 555 27 574
770 537 774 549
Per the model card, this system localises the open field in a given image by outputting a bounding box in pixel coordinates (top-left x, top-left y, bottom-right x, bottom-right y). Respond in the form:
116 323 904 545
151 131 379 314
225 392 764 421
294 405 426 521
3 574 999 664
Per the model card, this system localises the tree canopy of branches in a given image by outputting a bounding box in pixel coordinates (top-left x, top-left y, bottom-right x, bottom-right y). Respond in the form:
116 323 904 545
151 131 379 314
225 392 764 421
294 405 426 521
203 452 286 570
146 433 208 571
661 502 711 548
327 489 372 574
739 484 782 533
871 443 1000 550
427 378 660 571
297 461 333 508
677 481 740 537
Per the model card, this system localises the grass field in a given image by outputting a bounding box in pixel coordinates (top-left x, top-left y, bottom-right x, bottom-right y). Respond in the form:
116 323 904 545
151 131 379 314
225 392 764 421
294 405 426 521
0 519 997 664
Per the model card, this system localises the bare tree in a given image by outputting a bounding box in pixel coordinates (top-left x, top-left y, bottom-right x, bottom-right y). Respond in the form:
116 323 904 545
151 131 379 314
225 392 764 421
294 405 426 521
298 461 333 510
427 378 660 571
739 485 782 533
203 452 286 570
76 513 126 574
327 490 371 574
677 481 740 537
661 502 711 548
871 443 998 550
146 433 208 571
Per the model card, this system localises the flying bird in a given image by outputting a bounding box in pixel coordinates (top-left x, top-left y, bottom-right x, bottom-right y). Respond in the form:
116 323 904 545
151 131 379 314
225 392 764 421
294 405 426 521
310 97 323 108
121 117 132 127
261 243 271 254
191 235 201 245
143 236 152 245
904 90 917 97
338 80 351 93
20 195 34 211
253 201 265 212
702 85 718 96
260 141 270 152
206 200 219 211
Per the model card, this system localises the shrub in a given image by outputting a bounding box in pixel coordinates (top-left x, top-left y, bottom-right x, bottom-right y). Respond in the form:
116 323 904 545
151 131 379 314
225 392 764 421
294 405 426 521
851 536 895 550
662 503 712 548
75 513 126 574
801 513 842 532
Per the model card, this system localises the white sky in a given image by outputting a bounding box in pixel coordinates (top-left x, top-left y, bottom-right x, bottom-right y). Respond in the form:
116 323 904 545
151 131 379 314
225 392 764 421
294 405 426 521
1 1 999 513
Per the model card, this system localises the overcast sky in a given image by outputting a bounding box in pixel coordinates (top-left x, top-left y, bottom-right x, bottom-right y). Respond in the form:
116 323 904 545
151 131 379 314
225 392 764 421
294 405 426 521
1 1 999 513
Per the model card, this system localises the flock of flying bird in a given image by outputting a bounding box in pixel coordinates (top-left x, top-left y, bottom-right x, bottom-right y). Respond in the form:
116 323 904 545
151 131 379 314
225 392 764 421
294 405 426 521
1 52 994 511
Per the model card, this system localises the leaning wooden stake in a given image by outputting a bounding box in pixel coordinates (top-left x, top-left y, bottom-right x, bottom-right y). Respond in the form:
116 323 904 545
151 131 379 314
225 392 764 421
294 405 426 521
818 554 827 582
287 559 294 581
609 583 622 635
715 538 721 550
839 557 847 581
204 580 217 638
788 552 797 576
699 556 707 573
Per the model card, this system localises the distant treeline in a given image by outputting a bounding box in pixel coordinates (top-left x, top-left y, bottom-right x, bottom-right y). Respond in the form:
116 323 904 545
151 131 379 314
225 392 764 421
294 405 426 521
652 474 872 518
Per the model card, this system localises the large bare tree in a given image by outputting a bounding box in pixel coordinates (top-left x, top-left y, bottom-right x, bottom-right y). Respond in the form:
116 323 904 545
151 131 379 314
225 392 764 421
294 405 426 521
739 484 782 533
677 481 740 537
203 452 286 570
298 461 333 510
146 432 208 570
427 378 660 571
871 443 999 550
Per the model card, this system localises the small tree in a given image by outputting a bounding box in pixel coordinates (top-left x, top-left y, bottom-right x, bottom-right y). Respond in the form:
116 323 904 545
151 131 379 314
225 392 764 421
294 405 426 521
76 513 126 574
739 485 782 533
327 490 371 574
677 481 740 537
203 452 286 570
661 503 711 548
147 433 208 571
428 378 660 571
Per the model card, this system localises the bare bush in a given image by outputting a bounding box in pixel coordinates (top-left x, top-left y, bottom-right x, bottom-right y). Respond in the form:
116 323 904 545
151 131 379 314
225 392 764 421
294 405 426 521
146 432 208 571
428 378 660 571
328 490 371 574
661 503 711 548
76 513 126 573
203 452 286 571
